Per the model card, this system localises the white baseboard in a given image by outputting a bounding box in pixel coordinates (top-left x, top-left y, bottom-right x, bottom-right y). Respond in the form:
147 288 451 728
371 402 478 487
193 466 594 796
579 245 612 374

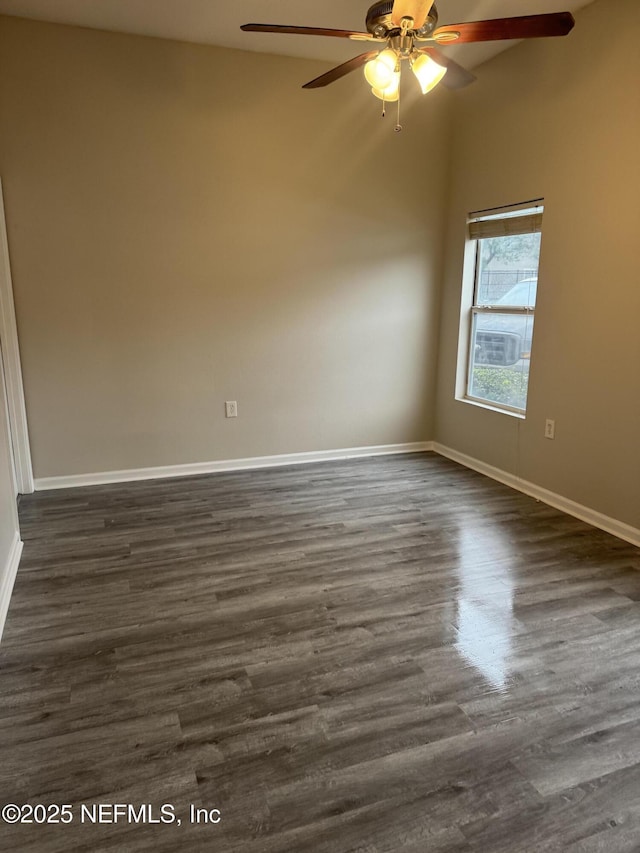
34 442 435 491
433 442 640 548
0 532 23 643
32 439 638 547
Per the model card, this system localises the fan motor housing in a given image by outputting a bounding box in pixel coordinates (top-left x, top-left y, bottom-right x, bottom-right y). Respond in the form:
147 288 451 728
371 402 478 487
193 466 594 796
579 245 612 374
365 1 438 37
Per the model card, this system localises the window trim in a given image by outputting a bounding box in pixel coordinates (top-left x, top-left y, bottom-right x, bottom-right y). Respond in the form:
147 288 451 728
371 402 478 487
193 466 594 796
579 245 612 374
457 200 543 416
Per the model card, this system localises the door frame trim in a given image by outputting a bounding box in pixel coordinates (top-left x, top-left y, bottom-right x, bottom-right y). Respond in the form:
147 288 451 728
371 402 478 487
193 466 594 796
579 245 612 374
0 178 34 494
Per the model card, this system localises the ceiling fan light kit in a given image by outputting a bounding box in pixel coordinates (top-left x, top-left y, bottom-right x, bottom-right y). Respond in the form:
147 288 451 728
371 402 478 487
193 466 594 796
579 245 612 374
241 1 575 131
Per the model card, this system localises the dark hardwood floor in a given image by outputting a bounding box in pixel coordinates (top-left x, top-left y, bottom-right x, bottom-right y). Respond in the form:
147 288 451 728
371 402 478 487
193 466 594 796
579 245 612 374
1 452 640 852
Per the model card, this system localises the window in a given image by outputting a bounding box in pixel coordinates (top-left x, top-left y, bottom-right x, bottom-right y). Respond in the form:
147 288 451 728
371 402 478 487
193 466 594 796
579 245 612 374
461 201 543 415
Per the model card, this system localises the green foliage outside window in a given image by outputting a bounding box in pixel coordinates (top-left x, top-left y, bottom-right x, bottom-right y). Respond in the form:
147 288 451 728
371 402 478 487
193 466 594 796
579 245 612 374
470 367 529 411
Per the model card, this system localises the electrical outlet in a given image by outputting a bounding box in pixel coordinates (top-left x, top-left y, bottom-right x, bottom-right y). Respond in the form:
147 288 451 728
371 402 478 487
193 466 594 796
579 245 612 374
225 401 238 419
544 418 555 440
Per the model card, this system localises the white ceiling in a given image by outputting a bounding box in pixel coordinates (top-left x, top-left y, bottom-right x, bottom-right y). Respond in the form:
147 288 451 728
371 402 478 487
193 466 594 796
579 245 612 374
0 0 595 70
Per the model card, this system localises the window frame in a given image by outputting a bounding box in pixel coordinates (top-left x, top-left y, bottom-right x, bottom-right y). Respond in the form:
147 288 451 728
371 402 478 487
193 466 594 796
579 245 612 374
460 201 544 417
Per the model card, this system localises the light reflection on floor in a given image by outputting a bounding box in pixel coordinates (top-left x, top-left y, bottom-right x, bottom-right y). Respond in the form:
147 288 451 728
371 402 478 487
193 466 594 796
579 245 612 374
453 521 516 693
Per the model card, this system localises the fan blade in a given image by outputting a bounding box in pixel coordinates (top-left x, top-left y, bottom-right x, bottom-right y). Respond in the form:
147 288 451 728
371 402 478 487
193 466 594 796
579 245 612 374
433 12 575 45
302 52 380 89
391 0 435 30
421 48 476 89
241 24 376 42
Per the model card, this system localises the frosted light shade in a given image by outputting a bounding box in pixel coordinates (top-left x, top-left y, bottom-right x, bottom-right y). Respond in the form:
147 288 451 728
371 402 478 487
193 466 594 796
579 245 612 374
371 71 400 102
364 49 398 89
411 53 447 94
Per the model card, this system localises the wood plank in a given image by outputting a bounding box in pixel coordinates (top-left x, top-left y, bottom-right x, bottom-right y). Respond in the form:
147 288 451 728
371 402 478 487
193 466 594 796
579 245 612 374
1 453 639 851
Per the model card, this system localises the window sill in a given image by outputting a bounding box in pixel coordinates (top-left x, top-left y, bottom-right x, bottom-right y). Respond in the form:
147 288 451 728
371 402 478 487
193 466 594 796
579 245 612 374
457 395 526 420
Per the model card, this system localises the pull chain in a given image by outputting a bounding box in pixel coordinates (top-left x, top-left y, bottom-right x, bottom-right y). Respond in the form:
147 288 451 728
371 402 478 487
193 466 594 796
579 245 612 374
395 82 402 133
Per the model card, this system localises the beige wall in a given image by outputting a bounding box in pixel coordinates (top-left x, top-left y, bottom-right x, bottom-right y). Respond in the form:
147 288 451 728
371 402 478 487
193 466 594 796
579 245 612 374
435 0 640 529
0 2 637 533
0 15 451 478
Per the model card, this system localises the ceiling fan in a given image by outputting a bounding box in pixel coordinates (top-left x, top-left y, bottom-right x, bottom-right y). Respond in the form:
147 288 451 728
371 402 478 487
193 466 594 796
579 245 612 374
241 1 575 129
